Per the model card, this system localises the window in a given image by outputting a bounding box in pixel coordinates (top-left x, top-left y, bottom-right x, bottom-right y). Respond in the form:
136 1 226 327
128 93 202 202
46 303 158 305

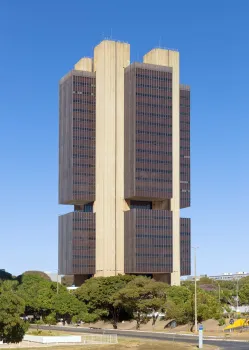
130 200 152 210
84 202 94 213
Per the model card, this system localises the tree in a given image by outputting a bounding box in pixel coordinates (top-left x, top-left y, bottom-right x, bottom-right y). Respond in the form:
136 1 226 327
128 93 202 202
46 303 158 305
61 275 74 287
0 270 13 282
164 286 192 324
52 291 86 323
197 290 223 322
17 274 62 318
165 285 223 327
19 271 51 281
0 282 28 343
164 299 192 325
75 275 134 329
17 274 51 316
239 283 249 305
113 276 167 330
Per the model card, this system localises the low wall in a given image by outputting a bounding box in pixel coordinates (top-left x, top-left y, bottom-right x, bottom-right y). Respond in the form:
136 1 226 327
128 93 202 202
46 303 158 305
24 335 81 343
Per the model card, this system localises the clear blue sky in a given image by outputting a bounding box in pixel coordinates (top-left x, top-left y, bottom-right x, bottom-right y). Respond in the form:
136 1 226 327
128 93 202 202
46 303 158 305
0 0 248 277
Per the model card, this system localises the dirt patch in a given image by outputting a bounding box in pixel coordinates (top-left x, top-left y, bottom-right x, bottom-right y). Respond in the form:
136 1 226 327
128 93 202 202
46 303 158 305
6 339 217 350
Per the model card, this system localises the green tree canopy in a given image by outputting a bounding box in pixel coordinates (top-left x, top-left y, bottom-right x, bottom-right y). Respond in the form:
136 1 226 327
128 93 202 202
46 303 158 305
0 270 13 281
165 286 223 326
0 281 28 343
52 291 86 323
113 276 167 329
239 283 249 305
75 275 134 328
18 271 51 281
61 275 74 287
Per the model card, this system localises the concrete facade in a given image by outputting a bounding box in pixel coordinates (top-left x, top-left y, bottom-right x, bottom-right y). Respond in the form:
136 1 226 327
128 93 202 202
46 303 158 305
58 40 191 286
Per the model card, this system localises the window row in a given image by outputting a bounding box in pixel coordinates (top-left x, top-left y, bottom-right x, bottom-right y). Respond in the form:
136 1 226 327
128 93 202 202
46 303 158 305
73 127 95 132
72 264 95 268
73 173 94 177
73 82 95 87
136 102 172 108
73 246 94 250
136 244 172 248
136 92 172 100
72 255 95 259
73 101 95 107
73 92 95 98
73 92 95 97
136 263 172 267
73 163 95 168
136 167 172 173
136 120 172 128
73 145 95 150
73 181 94 185
73 227 95 231
135 177 171 183
73 237 95 240
136 225 171 229
73 136 95 141
136 74 172 81
136 149 172 156
136 111 171 118
73 154 94 159
136 253 172 257
136 186 172 193
73 118 95 123
73 190 95 195
136 158 172 165
136 130 172 137
136 139 171 147
136 84 172 91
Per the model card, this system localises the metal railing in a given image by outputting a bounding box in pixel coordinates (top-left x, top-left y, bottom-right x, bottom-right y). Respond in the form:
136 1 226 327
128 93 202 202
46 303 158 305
82 333 118 344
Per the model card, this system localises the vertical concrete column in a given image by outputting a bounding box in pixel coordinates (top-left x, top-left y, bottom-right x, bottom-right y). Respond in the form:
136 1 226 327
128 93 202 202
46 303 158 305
74 57 93 72
94 40 130 276
143 49 180 286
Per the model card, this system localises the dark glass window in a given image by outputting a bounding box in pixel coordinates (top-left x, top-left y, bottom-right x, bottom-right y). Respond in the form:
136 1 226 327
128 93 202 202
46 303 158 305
130 200 152 210
83 202 94 212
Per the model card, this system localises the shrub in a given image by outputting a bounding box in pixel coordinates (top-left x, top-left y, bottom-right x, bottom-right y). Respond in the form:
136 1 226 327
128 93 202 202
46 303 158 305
218 318 226 326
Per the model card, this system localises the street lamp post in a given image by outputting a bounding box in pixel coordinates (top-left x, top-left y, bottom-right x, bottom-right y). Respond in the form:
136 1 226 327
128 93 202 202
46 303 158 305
218 283 221 303
57 270 59 294
236 278 239 312
192 246 199 333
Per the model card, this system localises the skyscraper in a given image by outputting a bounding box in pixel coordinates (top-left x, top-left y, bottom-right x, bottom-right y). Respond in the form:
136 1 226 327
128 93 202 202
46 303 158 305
59 40 191 286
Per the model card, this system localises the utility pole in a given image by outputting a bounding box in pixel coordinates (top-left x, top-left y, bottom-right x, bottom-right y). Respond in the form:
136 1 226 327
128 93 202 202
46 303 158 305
236 278 239 312
218 283 221 303
57 270 59 294
192 247 199 333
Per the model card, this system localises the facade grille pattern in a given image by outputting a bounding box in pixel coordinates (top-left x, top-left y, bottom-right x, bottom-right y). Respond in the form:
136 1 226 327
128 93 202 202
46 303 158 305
58 212 95 275
180 85 190 208
124 209 173 273
59 71 96 204
124 63 173 201
59 70 96 276
180 218 191 276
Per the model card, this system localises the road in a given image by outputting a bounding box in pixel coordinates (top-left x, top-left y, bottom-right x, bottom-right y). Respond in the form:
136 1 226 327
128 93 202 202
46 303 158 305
32 325 249 349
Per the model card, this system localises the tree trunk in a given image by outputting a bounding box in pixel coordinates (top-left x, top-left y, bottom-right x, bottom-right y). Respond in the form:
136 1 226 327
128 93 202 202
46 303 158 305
111 307 118 329
136 313 141 330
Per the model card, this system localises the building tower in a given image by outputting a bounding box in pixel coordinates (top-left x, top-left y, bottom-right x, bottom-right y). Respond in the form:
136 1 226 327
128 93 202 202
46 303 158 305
59 40 191 286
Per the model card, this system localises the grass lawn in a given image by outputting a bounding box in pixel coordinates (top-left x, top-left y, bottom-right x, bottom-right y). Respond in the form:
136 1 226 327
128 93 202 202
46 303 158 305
27 330 71 336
